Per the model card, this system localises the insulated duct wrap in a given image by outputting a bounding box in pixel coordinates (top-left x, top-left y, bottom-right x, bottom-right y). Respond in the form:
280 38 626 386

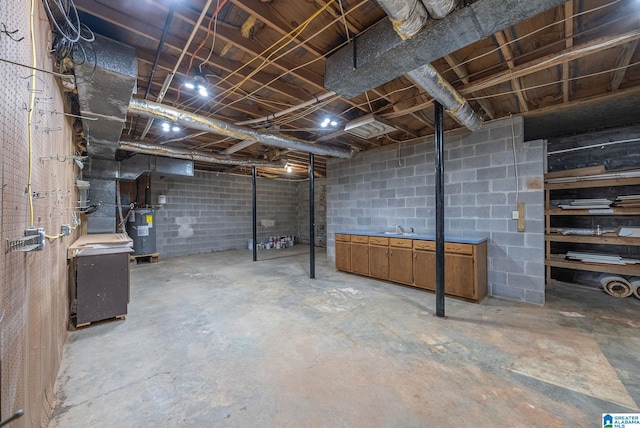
376 0 429 39
119 140 286 168
128 99 354 159
408 64 483 131
421 0 458 19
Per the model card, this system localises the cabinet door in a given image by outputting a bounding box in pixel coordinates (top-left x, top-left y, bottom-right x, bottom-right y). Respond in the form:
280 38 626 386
335 241 351 272
389 247 413 285
351 243 369 275
369 245 389 279
413 250 435 291
445 253 475 299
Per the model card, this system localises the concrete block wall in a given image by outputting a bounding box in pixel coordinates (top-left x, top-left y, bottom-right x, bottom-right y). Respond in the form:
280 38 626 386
152 171 299 258
296 179 327 246
326 116 546 304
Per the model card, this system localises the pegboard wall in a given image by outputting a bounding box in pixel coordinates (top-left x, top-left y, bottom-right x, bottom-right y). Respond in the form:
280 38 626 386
1 1 79 427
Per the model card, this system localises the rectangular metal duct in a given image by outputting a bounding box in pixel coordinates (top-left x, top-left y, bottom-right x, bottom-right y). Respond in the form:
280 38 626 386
325 0 567 98
75 34 138 159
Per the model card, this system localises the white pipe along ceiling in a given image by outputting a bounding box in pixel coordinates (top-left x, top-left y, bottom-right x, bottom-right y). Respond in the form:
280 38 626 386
374 0 483 131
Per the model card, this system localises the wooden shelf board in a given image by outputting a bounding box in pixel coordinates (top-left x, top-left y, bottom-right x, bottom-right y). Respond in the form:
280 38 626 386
545 208 640 215
545 234 640 245
546 176 640 190
545 258 640 275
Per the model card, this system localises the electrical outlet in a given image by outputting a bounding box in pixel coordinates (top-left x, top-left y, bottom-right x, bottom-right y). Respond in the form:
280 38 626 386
512 210 519 220
61 224 71 236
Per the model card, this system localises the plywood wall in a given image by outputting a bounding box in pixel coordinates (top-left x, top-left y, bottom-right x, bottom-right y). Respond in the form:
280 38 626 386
1 1 78 426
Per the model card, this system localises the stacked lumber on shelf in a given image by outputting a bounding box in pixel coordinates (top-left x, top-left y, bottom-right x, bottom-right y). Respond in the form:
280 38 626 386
614 194 640 208
558 199 613 209
566 251 640 265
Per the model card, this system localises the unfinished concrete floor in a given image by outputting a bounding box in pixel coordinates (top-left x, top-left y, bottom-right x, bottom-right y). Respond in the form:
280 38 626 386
49 245 640 427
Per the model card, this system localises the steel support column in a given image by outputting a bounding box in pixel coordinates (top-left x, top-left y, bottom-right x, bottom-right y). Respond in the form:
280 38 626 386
309 153 315 279
252 166 257 262
434 102 446 318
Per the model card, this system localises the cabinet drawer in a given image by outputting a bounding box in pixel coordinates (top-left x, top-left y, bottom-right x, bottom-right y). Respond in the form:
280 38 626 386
335 234 351 242
369 236 389 246
413 240 435 251
390 238 412 248
445 242 473 255
351 235 369 244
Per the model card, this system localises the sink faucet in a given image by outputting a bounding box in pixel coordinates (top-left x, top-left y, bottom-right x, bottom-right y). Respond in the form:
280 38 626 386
396 225 405 233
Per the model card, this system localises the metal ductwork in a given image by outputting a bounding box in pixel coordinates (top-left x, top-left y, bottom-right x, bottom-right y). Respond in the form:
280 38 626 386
408 65 483 131
375 0 481 131
325 0 568 99
376 0 430 39
422 0 458 19
75 34 138 159
128 99 355 159
119 140 287 169
84 156 195 181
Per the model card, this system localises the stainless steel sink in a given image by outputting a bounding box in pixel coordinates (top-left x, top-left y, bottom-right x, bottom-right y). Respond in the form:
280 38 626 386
382 231 417 236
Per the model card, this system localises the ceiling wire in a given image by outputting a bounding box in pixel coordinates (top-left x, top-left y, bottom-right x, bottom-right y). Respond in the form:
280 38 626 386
202 0 370 115
467 59 640 101
337 0 351 42
199 0 221 71
206 2 335 107
441 0 622 75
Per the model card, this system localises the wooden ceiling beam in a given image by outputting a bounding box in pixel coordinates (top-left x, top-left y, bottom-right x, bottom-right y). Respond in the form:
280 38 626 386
462 28 640 95
611 40 638 91
494 30 529 112
562 1 574 103
378 29 640 122
443 53 495 120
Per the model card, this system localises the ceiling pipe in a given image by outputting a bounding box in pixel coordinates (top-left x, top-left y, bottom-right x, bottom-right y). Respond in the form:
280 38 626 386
408 65 483 131
119 140 287 168
128 98 355 159
235 91 337 126
374 0 481 131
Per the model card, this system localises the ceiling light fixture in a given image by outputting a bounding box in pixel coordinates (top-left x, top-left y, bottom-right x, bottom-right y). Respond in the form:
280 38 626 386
286 165 293 173
184 82 195 90
321 117 337 128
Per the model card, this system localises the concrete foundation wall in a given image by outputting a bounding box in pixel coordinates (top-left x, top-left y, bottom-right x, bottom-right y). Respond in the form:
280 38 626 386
326 117 546 304
296 179 327 247
152 172 299 258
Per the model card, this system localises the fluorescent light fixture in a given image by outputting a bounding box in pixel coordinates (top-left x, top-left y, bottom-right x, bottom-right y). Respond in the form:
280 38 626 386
344 114 397 139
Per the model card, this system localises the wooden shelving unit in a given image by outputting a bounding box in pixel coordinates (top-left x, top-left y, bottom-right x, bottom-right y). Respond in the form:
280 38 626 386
544 170 640 281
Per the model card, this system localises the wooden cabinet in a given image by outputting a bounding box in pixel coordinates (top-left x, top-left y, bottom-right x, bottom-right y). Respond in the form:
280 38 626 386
350 235 370 275
369 237 389 279
413 249 435 291
335 233 487 302
389 238 413 285
335 234 351 272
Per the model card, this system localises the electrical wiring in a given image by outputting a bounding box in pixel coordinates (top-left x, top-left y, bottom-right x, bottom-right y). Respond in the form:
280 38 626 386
28 0 37 227
466 60 640 102
199 0 221 72
440 0 622 77
207 2 335 107
185 0 230 78
42 0 96 65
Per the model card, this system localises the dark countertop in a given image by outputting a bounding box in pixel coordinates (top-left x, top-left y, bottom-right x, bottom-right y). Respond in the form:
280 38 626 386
336 230 488 245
